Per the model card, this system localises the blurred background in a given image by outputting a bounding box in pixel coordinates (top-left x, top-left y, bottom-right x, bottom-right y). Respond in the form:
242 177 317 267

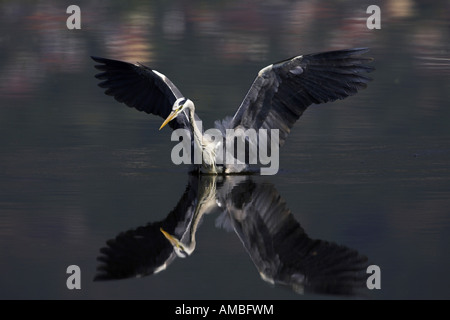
0 0 449 299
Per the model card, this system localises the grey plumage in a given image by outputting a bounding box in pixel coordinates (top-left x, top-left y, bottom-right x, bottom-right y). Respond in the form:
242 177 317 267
92 48 374 173
229 48 374 146
94 175 201 280
220 178 369 295
92 56 193 130
95 176 369 296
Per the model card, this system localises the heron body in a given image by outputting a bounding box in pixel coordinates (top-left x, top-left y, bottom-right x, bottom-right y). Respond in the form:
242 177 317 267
92 48 374 174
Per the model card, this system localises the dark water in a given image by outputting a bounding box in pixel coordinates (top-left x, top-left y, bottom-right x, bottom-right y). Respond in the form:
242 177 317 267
1 1 450 299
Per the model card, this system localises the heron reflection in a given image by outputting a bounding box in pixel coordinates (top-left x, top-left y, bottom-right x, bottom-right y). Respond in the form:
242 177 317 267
95 176 369 296
95 175 215 279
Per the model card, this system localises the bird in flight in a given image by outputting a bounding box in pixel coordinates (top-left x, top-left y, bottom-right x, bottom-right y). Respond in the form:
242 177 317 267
92 48 374 175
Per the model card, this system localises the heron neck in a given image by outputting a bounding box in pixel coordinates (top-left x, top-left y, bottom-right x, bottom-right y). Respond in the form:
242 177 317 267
186 177 217 254
187 106 203 150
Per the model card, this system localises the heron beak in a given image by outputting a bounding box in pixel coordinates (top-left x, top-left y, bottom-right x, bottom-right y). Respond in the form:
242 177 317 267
160 227 181 247
159 110 178 130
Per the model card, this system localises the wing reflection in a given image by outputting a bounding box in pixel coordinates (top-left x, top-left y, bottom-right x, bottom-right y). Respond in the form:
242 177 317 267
95 175 217 280
95 175 369 296
216 177 369 296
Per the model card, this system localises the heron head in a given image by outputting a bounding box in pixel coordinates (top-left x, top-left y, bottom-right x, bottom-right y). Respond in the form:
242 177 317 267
159 97 193 130
160 227 191 258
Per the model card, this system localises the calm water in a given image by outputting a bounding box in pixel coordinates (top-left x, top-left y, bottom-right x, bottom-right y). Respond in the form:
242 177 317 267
1 1 450 299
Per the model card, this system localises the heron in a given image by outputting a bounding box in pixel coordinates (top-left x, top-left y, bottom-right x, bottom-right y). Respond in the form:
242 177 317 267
94 175 216 280
91 48 373 174
95 175 369 296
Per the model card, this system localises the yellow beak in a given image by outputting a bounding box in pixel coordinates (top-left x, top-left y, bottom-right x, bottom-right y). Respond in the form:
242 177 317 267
159 110 178 130
160 227 180 247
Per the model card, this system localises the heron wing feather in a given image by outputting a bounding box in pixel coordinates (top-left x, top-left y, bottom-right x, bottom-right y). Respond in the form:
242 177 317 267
94 175 200 280
229 48 374 145
226 179 369 295
92 56 189 130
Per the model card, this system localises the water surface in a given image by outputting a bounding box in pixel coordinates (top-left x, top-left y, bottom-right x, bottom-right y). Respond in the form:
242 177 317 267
1 1 450 299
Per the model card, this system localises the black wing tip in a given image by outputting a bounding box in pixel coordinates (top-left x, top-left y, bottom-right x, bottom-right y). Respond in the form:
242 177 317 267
91 55 138 69
91 56 154 76
90 55 103 62
310 47 375 74
346 47 370 53
307 47 373 60
90 55 127 63
327 47 371 55
90 55 119 65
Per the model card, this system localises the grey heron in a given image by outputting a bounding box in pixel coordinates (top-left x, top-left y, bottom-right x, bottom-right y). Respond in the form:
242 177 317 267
217 177 369 295
91 48 374 174
95 175 369 296
94 175 217 280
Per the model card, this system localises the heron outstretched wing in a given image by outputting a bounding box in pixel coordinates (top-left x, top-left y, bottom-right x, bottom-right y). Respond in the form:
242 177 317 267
221 178 369 296
94 175 200 280
228 48 374 145
91 56 190 130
